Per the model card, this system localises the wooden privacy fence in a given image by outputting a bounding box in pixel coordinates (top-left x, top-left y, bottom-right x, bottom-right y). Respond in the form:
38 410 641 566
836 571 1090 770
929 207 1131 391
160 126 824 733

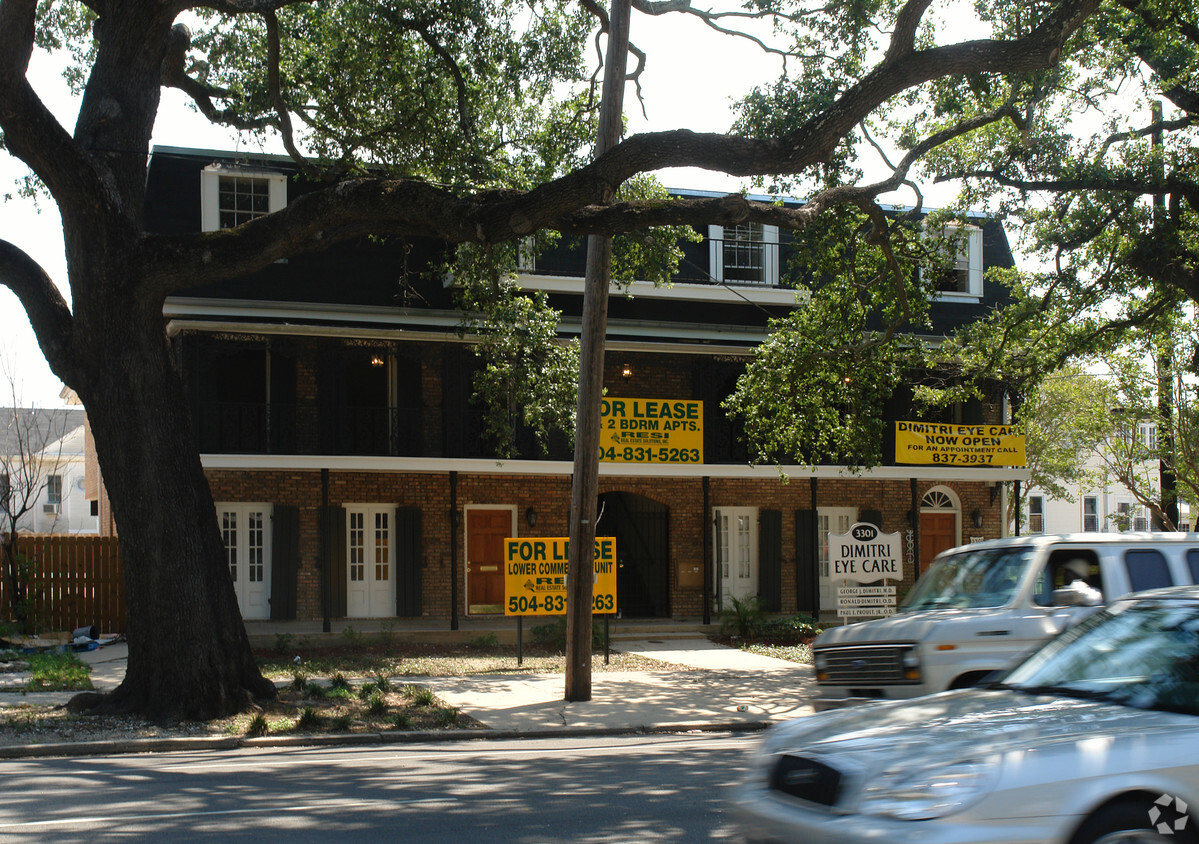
0 535 124 634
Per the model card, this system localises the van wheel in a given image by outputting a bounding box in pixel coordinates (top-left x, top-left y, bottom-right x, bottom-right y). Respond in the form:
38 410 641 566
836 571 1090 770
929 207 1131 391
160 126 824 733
948 671 991 689
1069 796 1198 844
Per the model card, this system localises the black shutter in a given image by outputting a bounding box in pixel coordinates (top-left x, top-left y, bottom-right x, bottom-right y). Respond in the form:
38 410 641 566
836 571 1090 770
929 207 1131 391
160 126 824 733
759 509 782 612
795 509 817 616
320 505 347 617
395 506 423 617
861 509 882 529
270 504 300 620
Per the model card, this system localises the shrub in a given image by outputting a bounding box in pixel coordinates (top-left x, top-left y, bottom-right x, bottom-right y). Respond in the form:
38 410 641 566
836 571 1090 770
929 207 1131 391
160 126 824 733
245 713 269 737
531 617 606 649
330 672 351 691
296 707 323 730
365 692 389 717
403 684 436 707
719 595 765 638
469 632 499 649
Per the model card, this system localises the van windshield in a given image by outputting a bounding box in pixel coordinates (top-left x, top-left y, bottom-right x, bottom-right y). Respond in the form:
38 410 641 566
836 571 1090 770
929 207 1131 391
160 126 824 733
902 547 1035 611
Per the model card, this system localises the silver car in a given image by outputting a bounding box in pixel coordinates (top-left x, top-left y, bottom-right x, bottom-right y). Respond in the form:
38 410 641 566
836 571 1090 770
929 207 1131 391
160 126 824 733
734 586 1199 843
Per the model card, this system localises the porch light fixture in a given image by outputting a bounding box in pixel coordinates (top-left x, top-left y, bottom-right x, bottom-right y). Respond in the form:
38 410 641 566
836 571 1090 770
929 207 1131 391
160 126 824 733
369 355 385 367
971 508 983 528
621 362 632 379
526 507 537 526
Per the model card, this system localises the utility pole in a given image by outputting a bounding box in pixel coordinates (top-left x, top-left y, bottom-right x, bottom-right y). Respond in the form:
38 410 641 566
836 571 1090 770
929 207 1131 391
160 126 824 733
1151 100 1178 530
565 0 631 702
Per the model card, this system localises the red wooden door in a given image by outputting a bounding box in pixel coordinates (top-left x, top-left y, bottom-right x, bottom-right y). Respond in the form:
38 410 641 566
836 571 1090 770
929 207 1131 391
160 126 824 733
920 512 958 571
467 509 511 613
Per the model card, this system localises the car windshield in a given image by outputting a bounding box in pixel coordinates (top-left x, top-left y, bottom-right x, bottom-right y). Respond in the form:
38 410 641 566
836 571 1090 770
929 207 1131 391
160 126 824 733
1001 598 1199 716
901 547 1034 610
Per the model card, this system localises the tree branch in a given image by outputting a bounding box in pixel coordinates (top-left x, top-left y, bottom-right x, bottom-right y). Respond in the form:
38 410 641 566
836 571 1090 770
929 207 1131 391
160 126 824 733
0 240 77 386
160 23 274 132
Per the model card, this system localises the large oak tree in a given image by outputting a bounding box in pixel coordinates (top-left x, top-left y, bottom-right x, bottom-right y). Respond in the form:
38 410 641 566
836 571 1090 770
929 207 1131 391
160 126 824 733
0 0 1103 719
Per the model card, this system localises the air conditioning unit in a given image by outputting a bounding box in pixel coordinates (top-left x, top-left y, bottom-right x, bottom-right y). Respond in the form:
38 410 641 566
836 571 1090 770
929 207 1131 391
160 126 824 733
43 503 60 515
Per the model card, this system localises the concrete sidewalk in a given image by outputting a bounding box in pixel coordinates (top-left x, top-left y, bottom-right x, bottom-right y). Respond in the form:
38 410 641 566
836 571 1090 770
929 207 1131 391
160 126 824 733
1 637 816 747
423 639 815 732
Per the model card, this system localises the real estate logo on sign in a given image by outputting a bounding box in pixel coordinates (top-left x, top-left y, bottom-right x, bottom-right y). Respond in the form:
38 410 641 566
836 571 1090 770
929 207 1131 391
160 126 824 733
830 522 904 619
599 397 703 464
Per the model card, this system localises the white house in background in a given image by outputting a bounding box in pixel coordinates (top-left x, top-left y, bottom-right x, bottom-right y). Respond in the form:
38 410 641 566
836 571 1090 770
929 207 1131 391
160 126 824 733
0 407 98 535
1021 421 1192 535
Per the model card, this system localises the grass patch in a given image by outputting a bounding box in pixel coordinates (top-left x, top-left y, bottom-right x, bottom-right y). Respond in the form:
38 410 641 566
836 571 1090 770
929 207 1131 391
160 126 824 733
26 652 93 692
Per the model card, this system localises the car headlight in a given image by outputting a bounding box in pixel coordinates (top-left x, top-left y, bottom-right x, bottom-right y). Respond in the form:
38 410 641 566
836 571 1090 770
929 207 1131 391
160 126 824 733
857 756 999 820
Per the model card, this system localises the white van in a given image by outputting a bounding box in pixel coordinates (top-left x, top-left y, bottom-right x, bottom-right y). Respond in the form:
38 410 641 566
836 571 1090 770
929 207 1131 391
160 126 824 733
811 533 1199 709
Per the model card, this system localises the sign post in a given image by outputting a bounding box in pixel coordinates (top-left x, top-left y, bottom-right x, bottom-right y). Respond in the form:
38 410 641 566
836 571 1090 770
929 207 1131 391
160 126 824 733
503 537 618 664
829 522 904 620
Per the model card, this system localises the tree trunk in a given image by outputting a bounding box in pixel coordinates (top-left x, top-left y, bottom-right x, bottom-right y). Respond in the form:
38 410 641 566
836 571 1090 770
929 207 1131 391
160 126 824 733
67 284 275 720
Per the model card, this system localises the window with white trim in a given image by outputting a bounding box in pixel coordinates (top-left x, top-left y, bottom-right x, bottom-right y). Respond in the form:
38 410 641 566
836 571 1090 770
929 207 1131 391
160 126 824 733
1083 495 1099 532
200 165 287 232
924 224 984 297
46 474 62 506
1028 495 1044 534
1139 422 1157 451
708 223 779 287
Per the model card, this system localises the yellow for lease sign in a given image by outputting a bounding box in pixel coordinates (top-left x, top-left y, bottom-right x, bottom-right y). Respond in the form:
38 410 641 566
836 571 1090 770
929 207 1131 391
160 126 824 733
895 421 1026 466
599 397 703 464
503 537 618 616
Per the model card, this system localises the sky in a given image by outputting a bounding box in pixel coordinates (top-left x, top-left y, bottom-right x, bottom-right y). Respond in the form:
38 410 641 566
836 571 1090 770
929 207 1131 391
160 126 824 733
0 9 959 408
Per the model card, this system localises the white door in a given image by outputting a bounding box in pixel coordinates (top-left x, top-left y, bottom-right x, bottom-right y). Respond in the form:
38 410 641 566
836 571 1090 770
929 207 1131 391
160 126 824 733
347 506 395 618
218 503 272 620
715 507 758 610
819 507 857 614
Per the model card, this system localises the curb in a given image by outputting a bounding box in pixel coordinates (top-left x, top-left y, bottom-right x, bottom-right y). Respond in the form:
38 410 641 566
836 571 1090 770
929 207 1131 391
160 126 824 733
0 720 772 760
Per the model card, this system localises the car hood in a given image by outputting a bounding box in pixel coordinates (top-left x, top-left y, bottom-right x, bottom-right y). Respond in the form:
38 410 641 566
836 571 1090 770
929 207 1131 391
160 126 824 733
813 607 1015 645
770 688 1191 767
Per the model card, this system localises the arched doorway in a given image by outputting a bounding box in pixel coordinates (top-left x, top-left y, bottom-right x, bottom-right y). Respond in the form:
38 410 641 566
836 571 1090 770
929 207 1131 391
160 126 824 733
920 486 961 569
596 492 670 618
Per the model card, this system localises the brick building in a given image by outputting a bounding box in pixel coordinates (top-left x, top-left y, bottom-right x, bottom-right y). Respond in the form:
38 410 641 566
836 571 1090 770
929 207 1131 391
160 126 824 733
139 146 1029 624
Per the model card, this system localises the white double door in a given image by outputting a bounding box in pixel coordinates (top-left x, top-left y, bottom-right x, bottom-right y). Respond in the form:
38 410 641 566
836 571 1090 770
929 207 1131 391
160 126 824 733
714 507 758 610
819 508 857 612
347 505 395 618
218 503 272 620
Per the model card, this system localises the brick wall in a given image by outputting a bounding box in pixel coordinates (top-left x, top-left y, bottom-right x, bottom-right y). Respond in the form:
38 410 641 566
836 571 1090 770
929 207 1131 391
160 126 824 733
207 466 1000 622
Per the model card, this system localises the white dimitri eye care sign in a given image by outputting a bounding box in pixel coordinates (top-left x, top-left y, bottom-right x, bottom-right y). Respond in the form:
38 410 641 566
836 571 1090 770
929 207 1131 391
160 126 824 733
831 522 903 618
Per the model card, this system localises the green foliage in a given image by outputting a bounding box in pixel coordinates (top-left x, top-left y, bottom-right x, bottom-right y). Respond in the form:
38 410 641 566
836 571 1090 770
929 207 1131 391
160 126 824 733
26 652 92 691
297 707 323 730
451 241 579 458
437 706 462 727
245 713 270 737
330 672 352 691
340 625 364 647
291 671 308 692
530 616 605 650
756 615 825 643
719 595 765 639
469 633 500 649
273 632 295 655
186 0 595 189
403 684 437 707
392 713 414 730
364 692 389 717
610 176 703 287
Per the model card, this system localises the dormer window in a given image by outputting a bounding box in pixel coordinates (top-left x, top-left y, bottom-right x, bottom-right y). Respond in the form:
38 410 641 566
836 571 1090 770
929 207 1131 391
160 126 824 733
925 224 983 297
200 165 287 232
708 223 779 287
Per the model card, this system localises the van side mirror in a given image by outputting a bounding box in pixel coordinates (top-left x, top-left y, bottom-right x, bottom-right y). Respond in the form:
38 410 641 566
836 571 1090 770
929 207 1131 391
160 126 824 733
1052 582 1103 607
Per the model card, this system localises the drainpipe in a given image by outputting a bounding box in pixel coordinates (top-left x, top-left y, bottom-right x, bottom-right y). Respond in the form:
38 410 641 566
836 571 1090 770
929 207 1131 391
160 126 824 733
321 468 330 634
810 476 819 616
450 471 459 631
702 476 711 625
